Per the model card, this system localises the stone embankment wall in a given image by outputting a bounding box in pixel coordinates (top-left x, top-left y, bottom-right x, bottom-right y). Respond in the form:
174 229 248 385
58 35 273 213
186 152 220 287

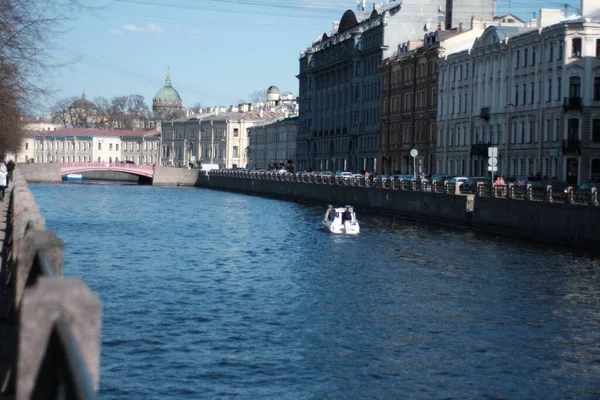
152 167 199 186
2 170 102 396
197 175 469 225
472 197 600 248
16 163 61 183
197 175 600 250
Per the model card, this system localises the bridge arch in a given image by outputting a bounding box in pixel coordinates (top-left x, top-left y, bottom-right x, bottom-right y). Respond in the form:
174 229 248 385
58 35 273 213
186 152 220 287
60 162 155 178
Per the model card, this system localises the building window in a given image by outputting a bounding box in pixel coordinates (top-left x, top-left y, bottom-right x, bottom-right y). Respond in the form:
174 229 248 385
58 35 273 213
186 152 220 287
98 142 102 150
572 38 582 57
515 84 519 105
593 119 600 142
25 143 29 150
523 48 528 67
532 47 536 65
594 78 600 101
531 82 535 104
109 143 113 151
522 84 526 105
233 128 239 137
516 50 520 68
597 39 600 58
116 144 119 151
568 118 579 139
592 159 600 182
569 76 581 98
557 77 561 100
547 79 552 102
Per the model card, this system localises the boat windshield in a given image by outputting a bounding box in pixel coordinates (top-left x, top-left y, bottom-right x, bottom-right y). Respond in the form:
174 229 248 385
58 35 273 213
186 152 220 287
342 211 353 222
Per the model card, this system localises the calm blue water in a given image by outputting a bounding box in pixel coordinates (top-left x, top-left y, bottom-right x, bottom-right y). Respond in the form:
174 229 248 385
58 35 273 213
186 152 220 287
31 182 600 399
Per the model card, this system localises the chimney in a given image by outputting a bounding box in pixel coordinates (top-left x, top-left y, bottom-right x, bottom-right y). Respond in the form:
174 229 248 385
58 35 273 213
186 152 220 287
445 0 453 30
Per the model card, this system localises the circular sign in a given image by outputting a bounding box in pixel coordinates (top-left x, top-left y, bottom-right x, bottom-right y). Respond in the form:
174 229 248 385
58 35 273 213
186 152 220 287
488 156 498 167
410 149 418 158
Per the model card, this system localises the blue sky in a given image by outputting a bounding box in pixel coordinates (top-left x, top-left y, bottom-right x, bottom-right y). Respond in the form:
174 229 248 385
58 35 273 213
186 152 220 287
46 0 582 112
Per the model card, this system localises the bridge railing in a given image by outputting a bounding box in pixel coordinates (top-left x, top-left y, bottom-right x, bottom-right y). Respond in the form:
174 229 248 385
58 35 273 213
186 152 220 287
201 170 600 207
2 169 102 399
61 162 154 171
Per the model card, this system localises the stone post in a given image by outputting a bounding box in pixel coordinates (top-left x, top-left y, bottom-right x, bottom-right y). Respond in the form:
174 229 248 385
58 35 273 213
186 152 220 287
17 278 102 399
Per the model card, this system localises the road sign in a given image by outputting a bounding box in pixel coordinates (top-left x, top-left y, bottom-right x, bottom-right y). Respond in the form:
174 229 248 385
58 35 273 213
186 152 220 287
410 149 418 158
488 147 498 157
488 166 498 172
488 156 498 167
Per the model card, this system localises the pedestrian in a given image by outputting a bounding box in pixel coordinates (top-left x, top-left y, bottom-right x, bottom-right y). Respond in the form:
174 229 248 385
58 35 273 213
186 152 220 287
6 159 15 183
0 162 7 201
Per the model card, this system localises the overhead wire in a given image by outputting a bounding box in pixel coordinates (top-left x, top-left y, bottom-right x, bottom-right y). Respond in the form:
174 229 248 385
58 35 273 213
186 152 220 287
53 44 231 102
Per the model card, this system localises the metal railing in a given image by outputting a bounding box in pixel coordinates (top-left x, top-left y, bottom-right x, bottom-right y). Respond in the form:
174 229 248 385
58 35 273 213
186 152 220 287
3 169 102 399
201 170 600 207
61 162 154 171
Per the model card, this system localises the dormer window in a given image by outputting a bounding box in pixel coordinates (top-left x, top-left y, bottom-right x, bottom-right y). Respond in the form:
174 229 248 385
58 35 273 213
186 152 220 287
572 38 582 57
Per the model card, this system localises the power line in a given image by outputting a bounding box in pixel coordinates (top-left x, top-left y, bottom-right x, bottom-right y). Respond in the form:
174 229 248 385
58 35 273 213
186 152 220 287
53 44 232 102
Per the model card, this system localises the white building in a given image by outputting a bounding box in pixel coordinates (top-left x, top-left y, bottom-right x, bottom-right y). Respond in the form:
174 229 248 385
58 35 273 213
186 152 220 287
247 117 298 170
160 106 291 169
30 128 160 164
436 2 600 184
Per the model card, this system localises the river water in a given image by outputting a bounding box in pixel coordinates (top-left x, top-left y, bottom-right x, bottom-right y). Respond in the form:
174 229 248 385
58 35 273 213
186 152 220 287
30 182 600 399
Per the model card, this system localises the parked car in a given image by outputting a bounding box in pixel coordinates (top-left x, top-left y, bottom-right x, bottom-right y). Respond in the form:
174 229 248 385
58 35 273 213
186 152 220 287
446 176 470 192
373 174 389 185
461 177 491 194
516 176 544 186
334 171 354 181
579 183 600 190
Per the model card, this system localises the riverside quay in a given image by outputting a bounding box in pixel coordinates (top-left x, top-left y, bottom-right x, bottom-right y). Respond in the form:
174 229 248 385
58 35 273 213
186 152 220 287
198 170 600 250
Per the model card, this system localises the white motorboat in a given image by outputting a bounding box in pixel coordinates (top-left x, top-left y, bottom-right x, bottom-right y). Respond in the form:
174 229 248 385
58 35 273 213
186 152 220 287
323 205 360 235
63 173 83 181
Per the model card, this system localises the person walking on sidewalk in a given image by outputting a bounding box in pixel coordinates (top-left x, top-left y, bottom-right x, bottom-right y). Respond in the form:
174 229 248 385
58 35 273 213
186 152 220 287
0 162 7 201
6 159 15 184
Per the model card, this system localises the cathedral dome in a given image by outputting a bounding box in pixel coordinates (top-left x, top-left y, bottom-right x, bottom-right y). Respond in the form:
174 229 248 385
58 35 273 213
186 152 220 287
70 92 97 110
153 73 182 105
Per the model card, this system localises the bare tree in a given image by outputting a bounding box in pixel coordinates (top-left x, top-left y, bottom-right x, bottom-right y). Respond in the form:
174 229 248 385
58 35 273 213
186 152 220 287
93 96 111 129
0 0 88 153
249 90 268 103
50 96 78 127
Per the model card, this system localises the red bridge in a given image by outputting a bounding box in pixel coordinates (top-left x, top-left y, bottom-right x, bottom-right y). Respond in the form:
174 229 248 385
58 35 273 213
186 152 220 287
60 162 155 178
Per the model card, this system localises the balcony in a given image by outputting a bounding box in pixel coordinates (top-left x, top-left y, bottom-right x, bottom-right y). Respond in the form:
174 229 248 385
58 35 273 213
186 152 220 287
470 142 491 157
562 139 581 155
563 96 583 111
480 107 490 120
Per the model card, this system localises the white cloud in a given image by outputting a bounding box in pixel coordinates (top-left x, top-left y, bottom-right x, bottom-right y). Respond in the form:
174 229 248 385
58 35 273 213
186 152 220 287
108 23 165 35
146 24 165 34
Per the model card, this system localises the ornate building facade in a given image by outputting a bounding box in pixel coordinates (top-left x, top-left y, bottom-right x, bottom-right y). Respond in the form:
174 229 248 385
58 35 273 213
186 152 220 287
160 107 289 169
296 0 496 173
30 128 160 164
247 117 298 170
436 4 600 185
